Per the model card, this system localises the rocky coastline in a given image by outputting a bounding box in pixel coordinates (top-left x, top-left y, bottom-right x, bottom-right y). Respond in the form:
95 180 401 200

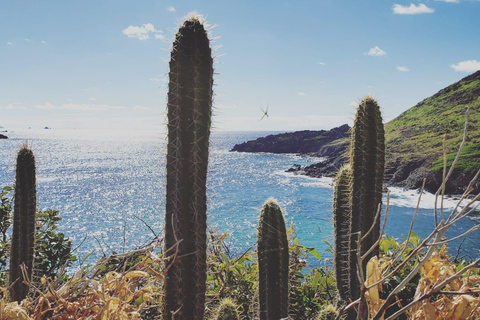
231 124 479 195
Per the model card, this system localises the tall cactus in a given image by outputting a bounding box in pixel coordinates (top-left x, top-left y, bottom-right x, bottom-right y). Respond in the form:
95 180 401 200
9 146 37 302
349 96 385 300
333 164 352 301
163 14 213 320
258 199 289 320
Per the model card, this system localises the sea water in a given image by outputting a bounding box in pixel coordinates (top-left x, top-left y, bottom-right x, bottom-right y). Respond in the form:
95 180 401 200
0 129 479 268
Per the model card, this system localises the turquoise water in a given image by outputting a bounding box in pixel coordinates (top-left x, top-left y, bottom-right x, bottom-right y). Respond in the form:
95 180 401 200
1 129 479 267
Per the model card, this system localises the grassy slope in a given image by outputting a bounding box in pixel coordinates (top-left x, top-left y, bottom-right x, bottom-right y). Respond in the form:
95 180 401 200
385 71 480 175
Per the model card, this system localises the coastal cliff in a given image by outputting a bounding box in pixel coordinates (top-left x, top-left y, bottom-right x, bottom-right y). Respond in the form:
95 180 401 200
231 124 350 155
231 70 480 194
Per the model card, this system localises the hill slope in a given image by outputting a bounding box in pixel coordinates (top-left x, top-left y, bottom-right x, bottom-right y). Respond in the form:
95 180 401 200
385 70 480 193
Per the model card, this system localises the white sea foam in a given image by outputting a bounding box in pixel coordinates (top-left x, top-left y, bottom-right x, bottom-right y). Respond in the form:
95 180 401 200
387 187 480 211
274 169 334 189
277 169 479 211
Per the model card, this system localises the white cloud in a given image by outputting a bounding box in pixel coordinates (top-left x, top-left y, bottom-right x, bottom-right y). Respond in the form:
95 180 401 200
149 77 160 82
41 40 46 44
6 42 13 46
133 105 150 110
450 60 480 72
24 38 31 42
298 92 307 96
1 104 26 110
167 6 176 12
35 102 125 110
435 0 459 2
393 3 435 15
350 101 358 107
365 46 387 56
154 33 166 40
396 66 410 72
122 23 165 41
89 97 96 101
318 61 326 66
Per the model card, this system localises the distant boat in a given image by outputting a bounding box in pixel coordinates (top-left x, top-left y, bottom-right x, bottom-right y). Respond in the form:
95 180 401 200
44 127 51 129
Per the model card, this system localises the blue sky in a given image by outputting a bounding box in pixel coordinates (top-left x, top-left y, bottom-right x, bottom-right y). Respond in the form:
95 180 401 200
1 0 479 131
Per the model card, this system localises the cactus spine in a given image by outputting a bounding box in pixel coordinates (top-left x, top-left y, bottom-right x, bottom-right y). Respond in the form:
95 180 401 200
258 199 289 320
164 15 213 320
333 164 352 301
349 96 385 300
9 146 37 302
213 298 241 320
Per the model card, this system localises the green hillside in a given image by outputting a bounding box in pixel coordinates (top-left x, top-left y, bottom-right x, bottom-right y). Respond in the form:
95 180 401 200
385 70 480 193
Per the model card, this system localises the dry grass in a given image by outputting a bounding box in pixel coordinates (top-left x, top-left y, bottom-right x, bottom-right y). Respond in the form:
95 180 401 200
0 242 164 319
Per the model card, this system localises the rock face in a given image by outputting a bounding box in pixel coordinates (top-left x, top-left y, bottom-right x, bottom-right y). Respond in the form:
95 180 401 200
384 70 480 194
231 124 350 155
0 134 7 139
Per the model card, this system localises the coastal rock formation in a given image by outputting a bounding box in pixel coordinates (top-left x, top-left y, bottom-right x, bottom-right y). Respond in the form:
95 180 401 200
231 71 480 194
231 124 350 155
384 70 480 194
0 134 7 139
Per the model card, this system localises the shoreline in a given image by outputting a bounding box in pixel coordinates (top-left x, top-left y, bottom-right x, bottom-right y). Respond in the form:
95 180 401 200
277 167 480 212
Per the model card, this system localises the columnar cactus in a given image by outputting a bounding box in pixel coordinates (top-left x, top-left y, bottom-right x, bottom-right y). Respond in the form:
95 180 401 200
258 199 289 320
333 164 352 301
163 14 213 320
213 298 241 320
349 96 385 300
9 146 37 302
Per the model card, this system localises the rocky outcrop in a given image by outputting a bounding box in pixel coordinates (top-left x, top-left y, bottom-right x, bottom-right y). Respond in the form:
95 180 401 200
231 124 350 155
384 70 480 194
0 134 7 139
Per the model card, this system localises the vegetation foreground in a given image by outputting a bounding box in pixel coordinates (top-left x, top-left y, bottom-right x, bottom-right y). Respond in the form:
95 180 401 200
1 14 480 320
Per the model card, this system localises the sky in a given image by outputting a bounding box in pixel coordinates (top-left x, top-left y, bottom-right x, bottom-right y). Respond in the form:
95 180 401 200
1 0 479 131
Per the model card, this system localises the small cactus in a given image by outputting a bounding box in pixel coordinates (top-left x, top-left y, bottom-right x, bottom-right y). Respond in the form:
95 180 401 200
258 199 289 320
349 96 385 300
333 164 352 301
213 298 241 320
315 304 338 320
163 14 213 320
9 145 37 302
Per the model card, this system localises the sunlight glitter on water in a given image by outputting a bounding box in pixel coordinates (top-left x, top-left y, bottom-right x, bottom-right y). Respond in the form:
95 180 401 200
1 129 479 267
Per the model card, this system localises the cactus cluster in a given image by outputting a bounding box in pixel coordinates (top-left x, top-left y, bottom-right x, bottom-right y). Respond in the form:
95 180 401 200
0 14 387 319
9 146 37 302
163 15 213 320
333 96 385 308
257 199 289 320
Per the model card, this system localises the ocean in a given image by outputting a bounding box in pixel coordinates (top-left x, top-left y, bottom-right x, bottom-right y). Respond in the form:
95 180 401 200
1 128 479 268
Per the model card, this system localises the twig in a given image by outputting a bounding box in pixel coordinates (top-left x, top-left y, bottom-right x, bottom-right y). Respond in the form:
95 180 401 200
385 257 480 320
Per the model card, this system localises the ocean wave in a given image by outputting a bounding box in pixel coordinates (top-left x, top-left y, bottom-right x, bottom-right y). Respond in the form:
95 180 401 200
387 187 480 211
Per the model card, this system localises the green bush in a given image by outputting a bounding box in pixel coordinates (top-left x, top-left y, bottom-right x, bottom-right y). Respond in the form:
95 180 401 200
206 226 337 320
0 186 13 285
0 186 76 288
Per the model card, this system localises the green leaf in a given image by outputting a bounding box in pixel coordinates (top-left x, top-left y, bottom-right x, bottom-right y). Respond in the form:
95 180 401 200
312 271 322 287
306 247 322 261
81 251 95 265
